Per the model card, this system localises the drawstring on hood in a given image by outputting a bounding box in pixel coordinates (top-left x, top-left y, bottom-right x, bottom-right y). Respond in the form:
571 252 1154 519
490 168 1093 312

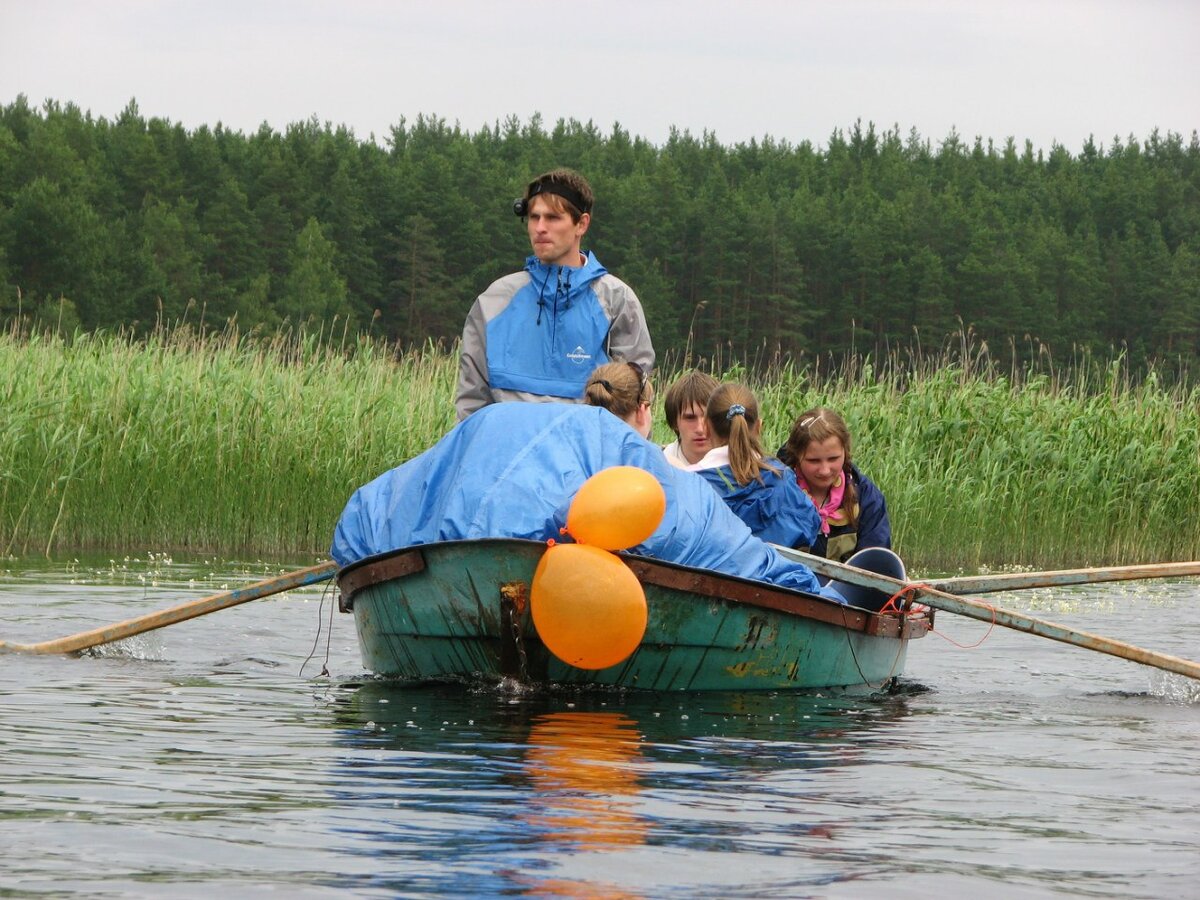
535 266 576 326
535 267 552 326
483 250 625 403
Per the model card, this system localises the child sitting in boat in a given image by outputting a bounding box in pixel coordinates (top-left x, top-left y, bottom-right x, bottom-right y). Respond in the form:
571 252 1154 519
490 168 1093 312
581 360 654 438
778 407 891 562
684 383 821 550
660 370 719 468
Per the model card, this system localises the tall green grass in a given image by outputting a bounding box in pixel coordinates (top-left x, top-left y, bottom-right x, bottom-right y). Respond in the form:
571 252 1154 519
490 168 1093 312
0 324 456 558
3 323 1197 570
745 343 1200 571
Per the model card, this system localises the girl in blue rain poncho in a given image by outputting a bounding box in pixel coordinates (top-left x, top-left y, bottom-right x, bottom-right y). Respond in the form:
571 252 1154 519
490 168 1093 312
684 383 821 550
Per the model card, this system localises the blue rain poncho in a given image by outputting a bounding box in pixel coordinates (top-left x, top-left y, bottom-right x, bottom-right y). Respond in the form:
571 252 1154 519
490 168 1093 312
330 402 837 598
694 461 820 549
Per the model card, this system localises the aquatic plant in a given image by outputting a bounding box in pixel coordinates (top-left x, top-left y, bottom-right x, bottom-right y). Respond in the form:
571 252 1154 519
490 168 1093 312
2 322 1196 569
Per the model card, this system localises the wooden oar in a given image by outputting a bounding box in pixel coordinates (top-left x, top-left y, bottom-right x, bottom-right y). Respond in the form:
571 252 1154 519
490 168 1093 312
929 561 1200 595
0 561 338 655
771 544 1200 681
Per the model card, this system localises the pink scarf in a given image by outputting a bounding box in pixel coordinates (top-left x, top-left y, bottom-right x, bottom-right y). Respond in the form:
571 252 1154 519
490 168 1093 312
798 472 847 535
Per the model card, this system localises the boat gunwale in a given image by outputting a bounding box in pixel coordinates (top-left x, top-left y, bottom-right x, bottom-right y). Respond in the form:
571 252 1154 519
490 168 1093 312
336 538 930 641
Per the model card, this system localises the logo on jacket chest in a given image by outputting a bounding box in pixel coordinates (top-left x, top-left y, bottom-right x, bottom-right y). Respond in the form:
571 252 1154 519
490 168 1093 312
565 345 592 365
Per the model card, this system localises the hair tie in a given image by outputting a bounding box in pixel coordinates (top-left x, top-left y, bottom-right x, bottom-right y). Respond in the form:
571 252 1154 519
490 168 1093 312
726 404 747 421
589 379 614 393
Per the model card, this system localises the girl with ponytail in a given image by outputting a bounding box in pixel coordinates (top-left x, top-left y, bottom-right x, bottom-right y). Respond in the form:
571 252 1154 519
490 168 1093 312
684 383 819 549
581 360 654 438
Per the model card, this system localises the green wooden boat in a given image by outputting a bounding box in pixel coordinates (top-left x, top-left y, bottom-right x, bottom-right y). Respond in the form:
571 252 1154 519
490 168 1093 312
337 538 932 691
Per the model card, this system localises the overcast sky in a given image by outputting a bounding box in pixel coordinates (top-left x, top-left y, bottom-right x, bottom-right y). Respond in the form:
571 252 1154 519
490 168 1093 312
2 0 1197 154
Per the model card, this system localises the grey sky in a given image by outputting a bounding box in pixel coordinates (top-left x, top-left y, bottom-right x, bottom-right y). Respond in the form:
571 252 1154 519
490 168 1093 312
2 0 1197 153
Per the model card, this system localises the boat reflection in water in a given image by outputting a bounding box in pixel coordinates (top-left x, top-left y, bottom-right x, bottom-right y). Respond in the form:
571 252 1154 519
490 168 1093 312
327 681 921 896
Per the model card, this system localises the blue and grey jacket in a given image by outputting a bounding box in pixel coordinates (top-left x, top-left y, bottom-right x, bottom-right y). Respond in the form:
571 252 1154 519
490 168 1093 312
454 251 655 420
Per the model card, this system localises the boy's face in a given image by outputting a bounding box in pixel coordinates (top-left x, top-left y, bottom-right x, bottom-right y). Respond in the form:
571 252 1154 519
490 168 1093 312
676 402 710 465
526 195 589 267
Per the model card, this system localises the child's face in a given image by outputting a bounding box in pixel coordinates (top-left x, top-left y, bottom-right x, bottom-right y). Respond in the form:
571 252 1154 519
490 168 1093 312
797 436 846 491
675 402 710 465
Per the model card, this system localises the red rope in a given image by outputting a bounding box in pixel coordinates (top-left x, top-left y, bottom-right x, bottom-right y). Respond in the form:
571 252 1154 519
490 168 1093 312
878 582 998 649
877 583 928 617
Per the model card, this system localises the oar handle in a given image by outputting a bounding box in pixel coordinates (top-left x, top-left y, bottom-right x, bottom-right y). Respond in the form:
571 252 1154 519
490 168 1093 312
771 544 1200 681
0 561 338 655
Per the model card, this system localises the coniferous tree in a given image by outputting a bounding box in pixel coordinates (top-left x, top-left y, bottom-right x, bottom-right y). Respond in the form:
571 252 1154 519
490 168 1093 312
1 96 1197 376
386 212 460 344
279 217 352 327
1158 243 1200 362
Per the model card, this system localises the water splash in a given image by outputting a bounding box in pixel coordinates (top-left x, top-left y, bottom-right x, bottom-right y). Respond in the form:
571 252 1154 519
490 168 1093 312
1148 671 1200 704
83 633 164 661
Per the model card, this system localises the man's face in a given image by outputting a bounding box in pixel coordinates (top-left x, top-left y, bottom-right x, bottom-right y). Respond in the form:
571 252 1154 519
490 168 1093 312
527 195 589 267
676 402 710 465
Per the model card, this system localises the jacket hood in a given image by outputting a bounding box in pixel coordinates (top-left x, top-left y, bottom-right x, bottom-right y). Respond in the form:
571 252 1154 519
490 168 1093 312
523 250 607 289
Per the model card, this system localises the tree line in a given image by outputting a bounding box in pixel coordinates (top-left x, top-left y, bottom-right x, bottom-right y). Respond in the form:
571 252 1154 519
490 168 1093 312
1 95 1197 372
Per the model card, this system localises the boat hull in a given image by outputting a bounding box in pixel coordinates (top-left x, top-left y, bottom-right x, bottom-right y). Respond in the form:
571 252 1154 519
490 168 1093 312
337 539 930 691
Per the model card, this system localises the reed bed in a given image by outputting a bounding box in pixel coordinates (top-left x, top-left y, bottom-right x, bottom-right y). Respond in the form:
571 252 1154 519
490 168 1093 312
2 324 1197 571
0 324 456 558
747 349 1200 571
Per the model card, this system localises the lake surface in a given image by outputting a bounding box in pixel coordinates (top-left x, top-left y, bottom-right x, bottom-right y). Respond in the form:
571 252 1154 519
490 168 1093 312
1 554 1198 898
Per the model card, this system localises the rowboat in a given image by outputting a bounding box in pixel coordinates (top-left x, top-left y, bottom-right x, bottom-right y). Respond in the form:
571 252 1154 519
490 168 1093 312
336 538 933 692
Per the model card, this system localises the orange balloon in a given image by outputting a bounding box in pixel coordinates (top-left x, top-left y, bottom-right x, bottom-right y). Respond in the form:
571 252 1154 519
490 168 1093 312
531 543 648 670
565 466 666 550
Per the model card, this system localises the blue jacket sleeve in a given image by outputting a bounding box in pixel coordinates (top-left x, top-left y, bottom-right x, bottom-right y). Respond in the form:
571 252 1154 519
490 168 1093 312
695 462 820 550
776 466 821 548
752 467 820 549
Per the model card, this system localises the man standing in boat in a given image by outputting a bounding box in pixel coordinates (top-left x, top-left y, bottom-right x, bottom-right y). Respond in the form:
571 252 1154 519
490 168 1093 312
454 168 655 420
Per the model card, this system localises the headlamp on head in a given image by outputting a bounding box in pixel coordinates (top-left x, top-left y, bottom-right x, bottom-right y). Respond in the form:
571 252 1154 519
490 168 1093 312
513 180 592 218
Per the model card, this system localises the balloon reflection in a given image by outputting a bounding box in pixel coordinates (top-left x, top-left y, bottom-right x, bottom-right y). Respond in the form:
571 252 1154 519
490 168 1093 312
326 683 920 897
521 710 649 851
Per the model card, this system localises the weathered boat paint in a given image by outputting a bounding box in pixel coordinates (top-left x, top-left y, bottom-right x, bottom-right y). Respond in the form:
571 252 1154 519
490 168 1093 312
337 539 931 691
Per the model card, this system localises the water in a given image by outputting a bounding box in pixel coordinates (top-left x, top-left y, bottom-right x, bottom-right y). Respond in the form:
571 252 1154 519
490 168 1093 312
2 555 1198 898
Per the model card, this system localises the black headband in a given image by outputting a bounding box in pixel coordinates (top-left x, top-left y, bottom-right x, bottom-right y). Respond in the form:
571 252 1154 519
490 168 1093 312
512 180 592 217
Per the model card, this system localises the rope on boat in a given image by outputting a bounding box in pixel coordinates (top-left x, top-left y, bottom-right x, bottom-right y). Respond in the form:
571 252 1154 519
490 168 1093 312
880 582 999 650
837 602 908 691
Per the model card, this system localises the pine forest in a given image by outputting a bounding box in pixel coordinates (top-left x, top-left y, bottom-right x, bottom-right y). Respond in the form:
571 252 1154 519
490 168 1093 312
2 96 1198 374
